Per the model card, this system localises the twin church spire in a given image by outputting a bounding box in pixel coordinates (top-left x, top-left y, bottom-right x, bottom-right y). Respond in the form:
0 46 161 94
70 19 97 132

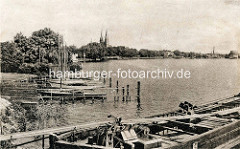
100 30 108 47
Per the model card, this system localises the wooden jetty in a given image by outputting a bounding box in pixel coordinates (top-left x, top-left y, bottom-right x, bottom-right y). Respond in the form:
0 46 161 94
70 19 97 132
1 99 240 149
37 88 107 101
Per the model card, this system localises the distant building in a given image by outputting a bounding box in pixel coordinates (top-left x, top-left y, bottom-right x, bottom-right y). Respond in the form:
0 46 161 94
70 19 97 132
99 30 109 47
205 47 220 58
163 51 174 58
228 51 238 59
72 53 78 63
103 56 120 60
212 46 215 55
212 47 220 58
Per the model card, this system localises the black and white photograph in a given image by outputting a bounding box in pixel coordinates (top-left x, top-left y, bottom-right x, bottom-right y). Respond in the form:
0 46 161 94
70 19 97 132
1 0 240 148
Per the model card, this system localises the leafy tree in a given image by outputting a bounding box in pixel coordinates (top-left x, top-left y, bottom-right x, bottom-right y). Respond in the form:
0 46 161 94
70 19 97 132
1 27 74 74
1 42 21 72
173 50 181 56
31 28 60 64
139 49 149 57
14 32 30 63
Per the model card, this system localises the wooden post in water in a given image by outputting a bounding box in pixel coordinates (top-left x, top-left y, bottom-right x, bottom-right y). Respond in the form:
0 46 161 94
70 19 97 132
72 128 76 142
72 90 75 104
51 89 53 101
83 93 86 102
60 97 63 104
116 80 119 94
102 94 105 102
137 81 141 104
116 80 119 101
103 78 106 85
122 87 125 101
126 85 130 101
109 78 112 88
42 135 45 149
103 77 106 85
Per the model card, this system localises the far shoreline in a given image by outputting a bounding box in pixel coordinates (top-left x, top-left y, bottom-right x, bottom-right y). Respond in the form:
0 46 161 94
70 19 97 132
78 56 238 63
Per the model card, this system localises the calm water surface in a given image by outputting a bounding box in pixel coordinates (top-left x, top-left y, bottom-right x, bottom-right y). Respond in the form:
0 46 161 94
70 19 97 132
64 59 240 124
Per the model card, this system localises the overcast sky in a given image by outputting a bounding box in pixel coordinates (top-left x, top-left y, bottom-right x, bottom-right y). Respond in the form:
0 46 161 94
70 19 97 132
1 0 240 53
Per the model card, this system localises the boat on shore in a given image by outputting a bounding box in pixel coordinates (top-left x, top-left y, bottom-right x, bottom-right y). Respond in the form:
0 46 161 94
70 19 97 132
48 79 105 90
36 78 107 100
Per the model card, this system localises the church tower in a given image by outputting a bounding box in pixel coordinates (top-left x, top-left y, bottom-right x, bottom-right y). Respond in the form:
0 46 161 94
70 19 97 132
100 31 104 44
104 30 109 47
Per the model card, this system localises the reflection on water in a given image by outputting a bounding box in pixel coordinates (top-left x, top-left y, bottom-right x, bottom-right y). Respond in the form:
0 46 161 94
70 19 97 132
1 59 240 127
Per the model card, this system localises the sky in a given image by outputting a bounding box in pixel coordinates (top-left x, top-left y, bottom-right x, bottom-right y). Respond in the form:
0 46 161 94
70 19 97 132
1 0 240 53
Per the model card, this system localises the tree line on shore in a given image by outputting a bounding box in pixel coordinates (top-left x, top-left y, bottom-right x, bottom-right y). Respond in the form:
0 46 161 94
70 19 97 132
1 28 73 74
76 42 237 61
1 27 239 73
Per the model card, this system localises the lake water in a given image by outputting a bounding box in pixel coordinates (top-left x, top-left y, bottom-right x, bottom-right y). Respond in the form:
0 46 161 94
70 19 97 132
2 59 240 127
64 59 240 125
